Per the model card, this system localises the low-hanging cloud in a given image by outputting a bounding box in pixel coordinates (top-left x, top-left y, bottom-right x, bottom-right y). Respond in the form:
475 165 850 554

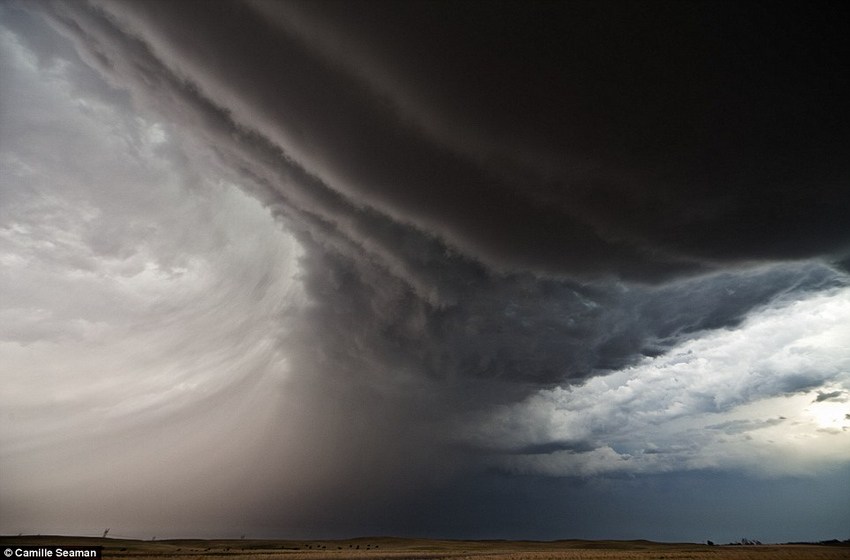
465 285 850 477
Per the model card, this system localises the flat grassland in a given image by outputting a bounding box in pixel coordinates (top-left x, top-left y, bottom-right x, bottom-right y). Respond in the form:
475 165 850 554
2 535 848 560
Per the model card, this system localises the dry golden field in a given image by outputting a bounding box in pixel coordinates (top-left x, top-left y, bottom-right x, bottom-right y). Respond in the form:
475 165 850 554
2 535 848 560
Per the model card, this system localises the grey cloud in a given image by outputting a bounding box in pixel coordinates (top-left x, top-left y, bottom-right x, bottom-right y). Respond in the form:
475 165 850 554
815 391 847 403
463 284 850 477
707 418 786 436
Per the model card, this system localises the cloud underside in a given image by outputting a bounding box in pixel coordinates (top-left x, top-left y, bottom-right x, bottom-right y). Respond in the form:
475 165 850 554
26 0 850 280
466 286 850 477
1 0 850 539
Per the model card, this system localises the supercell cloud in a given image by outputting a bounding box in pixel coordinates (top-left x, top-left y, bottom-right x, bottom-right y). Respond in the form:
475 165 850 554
1 0 849 543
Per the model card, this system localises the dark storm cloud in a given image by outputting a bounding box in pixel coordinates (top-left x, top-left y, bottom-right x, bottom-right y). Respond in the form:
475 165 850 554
44 0 850 280
4 0 850 540
29 0 850 381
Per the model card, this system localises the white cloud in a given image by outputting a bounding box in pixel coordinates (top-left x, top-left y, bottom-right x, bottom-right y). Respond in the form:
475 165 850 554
465 281 850 477
0 14 307 528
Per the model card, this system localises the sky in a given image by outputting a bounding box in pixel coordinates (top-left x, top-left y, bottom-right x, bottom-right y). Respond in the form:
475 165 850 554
1 0 849 545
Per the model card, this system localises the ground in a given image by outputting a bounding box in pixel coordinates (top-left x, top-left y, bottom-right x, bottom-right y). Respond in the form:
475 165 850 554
1 535 848 560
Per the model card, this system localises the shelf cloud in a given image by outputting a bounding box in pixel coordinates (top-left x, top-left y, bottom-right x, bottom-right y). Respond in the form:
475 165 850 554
1 0 848 543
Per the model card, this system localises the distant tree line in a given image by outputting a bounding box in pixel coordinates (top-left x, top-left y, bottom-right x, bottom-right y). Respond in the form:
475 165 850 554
783 539 850 547
710 538 850 547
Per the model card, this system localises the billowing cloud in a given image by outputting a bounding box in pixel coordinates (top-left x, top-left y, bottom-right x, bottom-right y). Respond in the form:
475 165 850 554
2 0 849 542
27 0 850 281
463 285 850 476
0 10 306 535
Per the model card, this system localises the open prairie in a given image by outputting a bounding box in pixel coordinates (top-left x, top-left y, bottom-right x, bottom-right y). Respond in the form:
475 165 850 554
2 536 848 560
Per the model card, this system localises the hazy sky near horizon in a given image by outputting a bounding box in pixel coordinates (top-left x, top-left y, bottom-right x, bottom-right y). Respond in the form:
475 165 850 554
1 0 849 543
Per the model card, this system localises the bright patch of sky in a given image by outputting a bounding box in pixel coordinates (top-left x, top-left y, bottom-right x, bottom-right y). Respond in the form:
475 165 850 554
467 283 850 477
